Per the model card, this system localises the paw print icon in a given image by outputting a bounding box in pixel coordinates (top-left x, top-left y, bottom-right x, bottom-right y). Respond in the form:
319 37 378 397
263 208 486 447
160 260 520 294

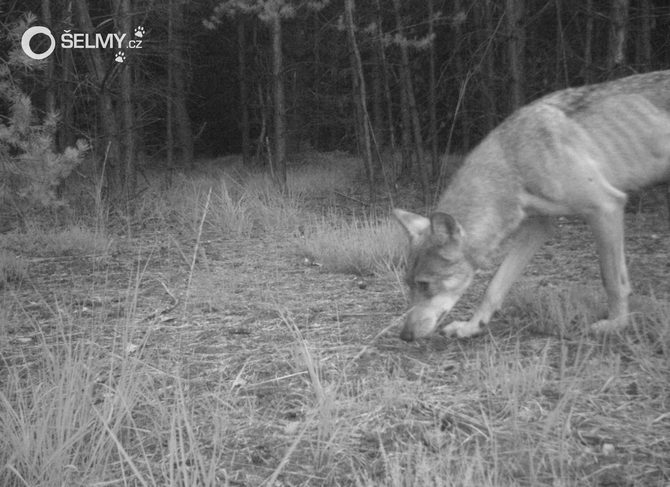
115 51 126 63
134 26 145 38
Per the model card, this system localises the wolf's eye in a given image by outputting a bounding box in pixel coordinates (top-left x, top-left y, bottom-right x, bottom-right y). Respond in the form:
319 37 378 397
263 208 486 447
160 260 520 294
415 280 430 293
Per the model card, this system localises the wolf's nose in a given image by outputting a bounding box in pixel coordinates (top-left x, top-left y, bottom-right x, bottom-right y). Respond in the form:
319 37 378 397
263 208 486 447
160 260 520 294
399 327 414 342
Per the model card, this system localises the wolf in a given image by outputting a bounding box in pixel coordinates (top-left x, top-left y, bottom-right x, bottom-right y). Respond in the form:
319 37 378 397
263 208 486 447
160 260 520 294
394 70 670 341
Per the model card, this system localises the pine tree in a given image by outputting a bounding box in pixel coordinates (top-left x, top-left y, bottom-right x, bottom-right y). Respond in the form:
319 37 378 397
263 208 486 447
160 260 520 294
0 14 87 222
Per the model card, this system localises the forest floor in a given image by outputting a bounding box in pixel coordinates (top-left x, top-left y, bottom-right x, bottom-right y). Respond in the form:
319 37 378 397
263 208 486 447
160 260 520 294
1 153 669 486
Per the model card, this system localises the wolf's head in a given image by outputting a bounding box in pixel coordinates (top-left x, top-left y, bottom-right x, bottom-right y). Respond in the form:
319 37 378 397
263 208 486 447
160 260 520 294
393 209 475 341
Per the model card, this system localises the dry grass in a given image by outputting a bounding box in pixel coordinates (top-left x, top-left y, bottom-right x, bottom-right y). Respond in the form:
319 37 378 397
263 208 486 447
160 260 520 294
136 166 307 238
0 250 28 288
1 153 669 486
0 224 112 257
301 215 406 276
286 151 363 199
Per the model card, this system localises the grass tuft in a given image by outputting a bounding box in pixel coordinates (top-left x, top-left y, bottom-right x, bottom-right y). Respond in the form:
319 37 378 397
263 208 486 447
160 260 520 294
301 215 406 276
0 250 28 287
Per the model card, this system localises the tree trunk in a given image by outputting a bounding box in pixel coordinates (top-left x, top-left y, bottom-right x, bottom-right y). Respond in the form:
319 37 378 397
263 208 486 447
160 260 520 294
288 65 303 153
311 12 322 149
370 44 384 152
348 49 364 156
608 0 629 72
344 0 375 204
393 0 429 205
238 19 251 165
453 0 469 149
478 0 496 132
271 11 287 190
376 12 395 151
171 0 194 167
255 85 268 161
41 0 55 116
583 0 594 83
166 0 175 185
57 2 75 151
73 0 120 192
555 0 568 86
427 0 439 179
58 48 75 151
117 0 135 200
506 0 526 110
398 67 412 180
635 0 652 70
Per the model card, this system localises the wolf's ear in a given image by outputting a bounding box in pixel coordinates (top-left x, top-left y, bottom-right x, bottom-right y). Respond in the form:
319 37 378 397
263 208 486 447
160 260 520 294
393 208 430 244
430 212 464 245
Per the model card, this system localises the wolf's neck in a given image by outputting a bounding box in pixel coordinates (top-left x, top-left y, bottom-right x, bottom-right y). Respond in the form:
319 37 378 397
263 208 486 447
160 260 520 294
436 146 525 268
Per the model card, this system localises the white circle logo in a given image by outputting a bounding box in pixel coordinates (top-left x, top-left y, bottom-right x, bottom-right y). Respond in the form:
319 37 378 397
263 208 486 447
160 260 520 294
21 26 56 60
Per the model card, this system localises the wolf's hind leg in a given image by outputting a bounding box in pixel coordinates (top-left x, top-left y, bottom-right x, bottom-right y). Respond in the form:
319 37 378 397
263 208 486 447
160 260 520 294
443 217 554 338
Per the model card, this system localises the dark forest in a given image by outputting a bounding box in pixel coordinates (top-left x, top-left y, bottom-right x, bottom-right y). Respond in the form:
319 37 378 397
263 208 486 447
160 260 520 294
3 0 670 199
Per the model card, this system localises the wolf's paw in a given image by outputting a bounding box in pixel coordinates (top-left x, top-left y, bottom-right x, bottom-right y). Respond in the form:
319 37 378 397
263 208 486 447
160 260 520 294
590 317 628 334
441 320 482 338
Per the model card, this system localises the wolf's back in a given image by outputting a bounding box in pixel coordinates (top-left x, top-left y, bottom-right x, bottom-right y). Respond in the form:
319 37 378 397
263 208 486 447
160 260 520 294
544 70 670 115
497 71 670 192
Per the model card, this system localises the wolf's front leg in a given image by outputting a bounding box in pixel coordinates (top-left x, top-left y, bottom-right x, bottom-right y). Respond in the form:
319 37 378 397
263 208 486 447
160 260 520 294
443 217 553 339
